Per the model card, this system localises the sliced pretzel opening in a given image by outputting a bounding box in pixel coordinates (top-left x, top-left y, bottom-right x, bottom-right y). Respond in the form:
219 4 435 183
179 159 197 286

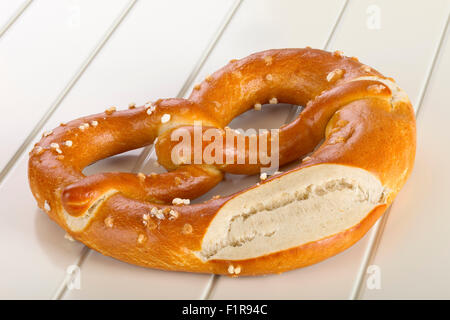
198 164 387 261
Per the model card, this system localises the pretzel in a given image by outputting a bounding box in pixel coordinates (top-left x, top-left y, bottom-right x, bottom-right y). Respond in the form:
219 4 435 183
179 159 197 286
28 48 416 276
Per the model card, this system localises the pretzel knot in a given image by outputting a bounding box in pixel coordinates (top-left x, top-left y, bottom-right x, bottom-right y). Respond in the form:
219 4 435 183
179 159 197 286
28 48 416 276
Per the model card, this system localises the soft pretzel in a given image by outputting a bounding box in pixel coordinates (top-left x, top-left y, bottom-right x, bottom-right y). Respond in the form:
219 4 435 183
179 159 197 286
28 48 415 276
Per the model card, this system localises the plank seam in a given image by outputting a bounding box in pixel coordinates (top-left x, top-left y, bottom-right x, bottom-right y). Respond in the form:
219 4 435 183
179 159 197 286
0 0 33 39
415 13 450 119
199 273 219 300
348 11 450 300
322 0 349 50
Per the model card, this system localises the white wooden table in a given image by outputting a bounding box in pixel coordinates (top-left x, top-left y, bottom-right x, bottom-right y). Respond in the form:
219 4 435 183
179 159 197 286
0 0 449 300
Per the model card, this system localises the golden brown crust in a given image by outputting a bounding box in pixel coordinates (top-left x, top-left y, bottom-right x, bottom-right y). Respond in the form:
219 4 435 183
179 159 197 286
28 48 416 276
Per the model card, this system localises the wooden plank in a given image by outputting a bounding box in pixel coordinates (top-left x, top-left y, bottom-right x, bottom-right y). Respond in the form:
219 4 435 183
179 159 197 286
0 0 28 35
48 0 236 299
329 0 450 108
65 249 214 299
0 158 86 299
210 0 450 299
361 18 450 299
0 0 129 172
185 0 347 92
0 0 131 300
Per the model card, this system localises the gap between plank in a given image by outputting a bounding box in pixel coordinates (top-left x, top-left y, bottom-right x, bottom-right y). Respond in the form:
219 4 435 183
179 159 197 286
52 247 91 300
204 0 350 300
0 0 137 186
55 0 243 300
349 11 450 300
132 0 243 301
0 0 33 39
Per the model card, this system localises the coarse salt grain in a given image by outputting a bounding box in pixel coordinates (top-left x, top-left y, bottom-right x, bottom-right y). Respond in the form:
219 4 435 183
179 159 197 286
105 106 116 114
161 114 171 123
169 210 179 220
137 234 146 244
182 223 193 234
172 198 190 205
64 233 75 241
34 146 44 155
327 69 344 82
104 216 114 228
137 172 146 181
155 211 165 220
361 65 371 73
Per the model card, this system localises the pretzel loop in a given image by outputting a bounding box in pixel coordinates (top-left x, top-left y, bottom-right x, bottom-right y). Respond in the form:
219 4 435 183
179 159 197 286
155 78 393 174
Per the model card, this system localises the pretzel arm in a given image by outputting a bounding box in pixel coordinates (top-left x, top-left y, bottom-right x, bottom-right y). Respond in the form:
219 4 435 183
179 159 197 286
62 165 223 216
29 100 220 221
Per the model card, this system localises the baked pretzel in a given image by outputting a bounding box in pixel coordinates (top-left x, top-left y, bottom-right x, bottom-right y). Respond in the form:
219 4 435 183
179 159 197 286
28 48 416 276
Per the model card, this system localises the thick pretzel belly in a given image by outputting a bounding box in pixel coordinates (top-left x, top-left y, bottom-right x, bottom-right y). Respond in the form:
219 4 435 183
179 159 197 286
28 48 415 276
